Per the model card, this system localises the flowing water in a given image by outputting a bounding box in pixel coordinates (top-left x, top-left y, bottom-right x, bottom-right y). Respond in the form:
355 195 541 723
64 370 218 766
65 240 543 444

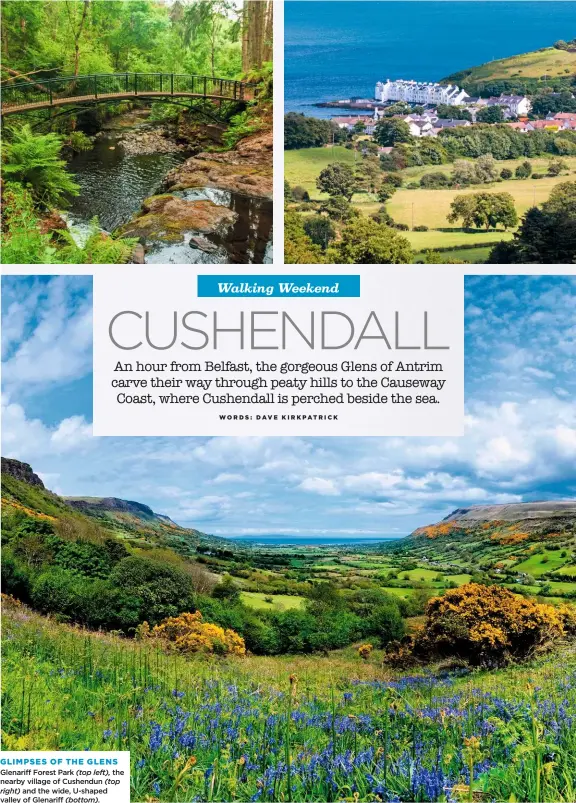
65 120 272 264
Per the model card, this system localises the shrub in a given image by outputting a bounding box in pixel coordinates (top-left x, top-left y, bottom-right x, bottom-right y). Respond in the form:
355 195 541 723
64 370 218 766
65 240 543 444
420 171 449 189
1 552 32 603
109 556 195 625
414 583 565 666
148 611 246 656
515 161 532 179
358 643 373 661
212 574 241 602
413 224 429 231
291 185 310 202
370 206 394 227
1 185 57 264
381 173 403 188
377 183 397 202
500 168 513 180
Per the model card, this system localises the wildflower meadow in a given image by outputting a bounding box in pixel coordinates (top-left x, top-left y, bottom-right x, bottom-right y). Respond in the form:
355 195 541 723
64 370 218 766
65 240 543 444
3 600 576 803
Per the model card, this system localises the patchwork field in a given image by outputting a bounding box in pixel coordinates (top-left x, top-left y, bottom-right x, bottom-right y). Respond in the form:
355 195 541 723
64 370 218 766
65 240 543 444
285 147 576 259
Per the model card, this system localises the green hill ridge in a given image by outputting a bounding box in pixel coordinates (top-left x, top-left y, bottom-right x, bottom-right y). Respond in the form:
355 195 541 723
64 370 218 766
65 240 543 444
442 42 576 95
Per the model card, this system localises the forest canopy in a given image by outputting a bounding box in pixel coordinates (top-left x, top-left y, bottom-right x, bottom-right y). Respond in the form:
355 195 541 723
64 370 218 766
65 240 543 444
1 0 272 82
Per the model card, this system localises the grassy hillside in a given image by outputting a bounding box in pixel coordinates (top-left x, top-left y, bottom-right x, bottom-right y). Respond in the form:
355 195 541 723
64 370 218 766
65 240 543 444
383 503 576 602
443 45 576 93
3 599 576 802
285 147 576 259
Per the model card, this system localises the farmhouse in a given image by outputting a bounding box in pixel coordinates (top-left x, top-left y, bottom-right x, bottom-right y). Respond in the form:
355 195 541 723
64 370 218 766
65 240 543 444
375 79 469 106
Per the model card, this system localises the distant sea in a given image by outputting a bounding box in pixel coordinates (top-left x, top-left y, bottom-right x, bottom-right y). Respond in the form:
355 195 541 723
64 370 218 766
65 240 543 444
229 535 404 546
285 1 576 118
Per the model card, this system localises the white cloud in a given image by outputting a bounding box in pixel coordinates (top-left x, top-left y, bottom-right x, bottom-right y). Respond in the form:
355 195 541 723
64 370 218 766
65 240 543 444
2 277 92 394
298 477 340 496
1 396 92 458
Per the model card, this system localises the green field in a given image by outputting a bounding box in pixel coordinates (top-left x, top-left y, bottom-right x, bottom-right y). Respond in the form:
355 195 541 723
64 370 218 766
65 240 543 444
286 147 575 260
240 591 306 611
514 550 571 577
388 172 572 239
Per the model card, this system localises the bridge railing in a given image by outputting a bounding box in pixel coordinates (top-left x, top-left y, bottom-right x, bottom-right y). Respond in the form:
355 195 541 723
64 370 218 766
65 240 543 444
2 72 258 109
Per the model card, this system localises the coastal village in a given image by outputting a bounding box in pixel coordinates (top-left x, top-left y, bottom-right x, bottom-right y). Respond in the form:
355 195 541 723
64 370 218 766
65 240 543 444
327 78 576 139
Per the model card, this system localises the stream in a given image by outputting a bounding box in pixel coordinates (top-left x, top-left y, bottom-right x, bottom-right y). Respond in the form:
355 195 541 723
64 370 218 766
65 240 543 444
65 116 273 264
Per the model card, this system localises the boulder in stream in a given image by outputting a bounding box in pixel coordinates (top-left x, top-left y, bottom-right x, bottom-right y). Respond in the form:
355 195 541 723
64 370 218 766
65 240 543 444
164 130 273 200
117 194 238 244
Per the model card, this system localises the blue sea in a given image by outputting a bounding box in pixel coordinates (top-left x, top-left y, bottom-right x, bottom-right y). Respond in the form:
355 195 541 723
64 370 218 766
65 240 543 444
229 535 404 546
285 1 576 118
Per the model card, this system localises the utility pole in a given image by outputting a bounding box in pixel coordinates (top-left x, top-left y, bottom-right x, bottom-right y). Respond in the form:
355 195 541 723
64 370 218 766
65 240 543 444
412 202 415 230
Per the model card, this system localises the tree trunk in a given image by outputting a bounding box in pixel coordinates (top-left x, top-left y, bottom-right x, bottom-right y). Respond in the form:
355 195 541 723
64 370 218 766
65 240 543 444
242 1 272 73
2 67 53 94
66 0 90 76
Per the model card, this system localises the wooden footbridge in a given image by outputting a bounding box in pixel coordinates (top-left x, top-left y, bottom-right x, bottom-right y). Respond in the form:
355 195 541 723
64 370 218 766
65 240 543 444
1 72 257 115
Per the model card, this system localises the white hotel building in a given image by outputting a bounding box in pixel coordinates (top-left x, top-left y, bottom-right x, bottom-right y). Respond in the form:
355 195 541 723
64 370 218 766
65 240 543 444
375 79 469 106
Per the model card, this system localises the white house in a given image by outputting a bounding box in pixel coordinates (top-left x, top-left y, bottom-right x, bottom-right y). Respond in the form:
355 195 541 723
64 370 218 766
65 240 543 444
375 79 469 106
486 95 532 118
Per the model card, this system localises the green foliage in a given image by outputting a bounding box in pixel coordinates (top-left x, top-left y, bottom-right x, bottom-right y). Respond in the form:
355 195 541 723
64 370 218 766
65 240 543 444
2 125 80 208
374 118 412 147
448 192 518 230
109 556 196 627
316 162 357 200
377 183 397 202
477 105 505 124
336 217 414 264
516 160 533 179
212 574 241 602
222 109 262 149
65 131 94 154
284 210 326 264
436 104 472 121
452 154 499 185
489 180 576 263
291 185 310 202
56 218 138 264
319 195 359 222
1 185 58 265
420 171 450 188
284 113 344 150
303 215 336 250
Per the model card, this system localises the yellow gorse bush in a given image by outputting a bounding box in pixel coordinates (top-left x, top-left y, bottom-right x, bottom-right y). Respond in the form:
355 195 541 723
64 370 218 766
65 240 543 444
146 611 246 656
419 583 566 665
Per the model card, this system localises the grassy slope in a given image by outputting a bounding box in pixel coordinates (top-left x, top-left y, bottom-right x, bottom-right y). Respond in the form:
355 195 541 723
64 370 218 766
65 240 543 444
1 471 230 557
3 602 576 802
284 145 357 196
444 46 576 82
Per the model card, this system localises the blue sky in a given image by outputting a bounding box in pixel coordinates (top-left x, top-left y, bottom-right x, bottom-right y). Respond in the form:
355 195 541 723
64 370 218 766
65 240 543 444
2 274 575 538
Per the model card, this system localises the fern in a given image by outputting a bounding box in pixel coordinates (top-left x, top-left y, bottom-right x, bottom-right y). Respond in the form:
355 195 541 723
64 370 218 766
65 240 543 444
1 185 58 264
2 124 80 208
57 218 138 264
